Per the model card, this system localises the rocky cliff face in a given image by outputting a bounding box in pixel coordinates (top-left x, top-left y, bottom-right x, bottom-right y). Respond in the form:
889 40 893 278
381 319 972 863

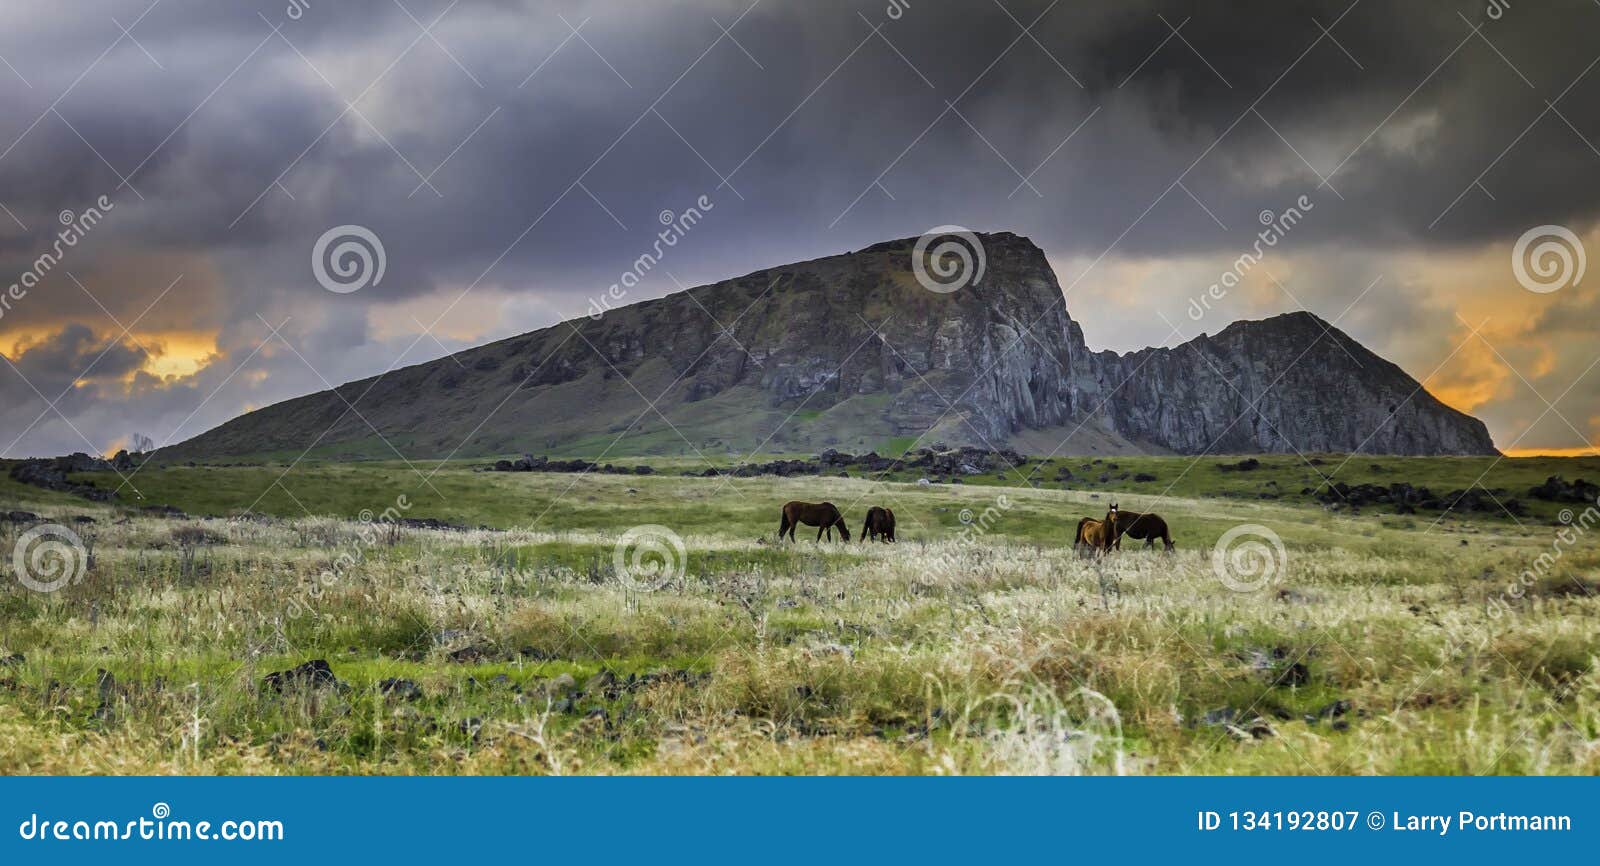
1080 312 1497 455
166 232 1497 459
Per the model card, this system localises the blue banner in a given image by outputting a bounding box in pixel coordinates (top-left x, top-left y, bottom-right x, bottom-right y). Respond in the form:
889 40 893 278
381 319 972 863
1 777 1591 863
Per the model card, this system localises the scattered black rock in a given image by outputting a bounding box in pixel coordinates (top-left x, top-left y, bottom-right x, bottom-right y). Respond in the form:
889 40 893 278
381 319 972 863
2 510 39 523
140 504 188 518
1314 481 1527 517
0 652 24 667
261 659 340 693
584 670 619 698
485 445 1028 481
1133 472 1157 482
378 678 423 701
1217 458 1261 472
1272 661 1311 688
397 517 470 532
1243 718 1277 739
1313 699 1351 722
8 454 116 501
490 454 654 475
1527 475 1600 503
447 645 490 663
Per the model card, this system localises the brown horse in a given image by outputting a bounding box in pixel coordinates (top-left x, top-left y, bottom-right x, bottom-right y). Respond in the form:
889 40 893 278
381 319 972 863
1110 507 1175 551
861 506 896 542
1073 504 1119 557
779 501 851 542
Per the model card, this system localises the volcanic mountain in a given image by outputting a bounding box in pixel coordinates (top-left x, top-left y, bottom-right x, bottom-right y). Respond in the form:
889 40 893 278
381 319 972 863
165 232 1497 460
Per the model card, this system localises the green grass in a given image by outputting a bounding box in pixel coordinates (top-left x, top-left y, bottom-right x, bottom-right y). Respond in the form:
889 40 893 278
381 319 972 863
1 456 1597 775
69 452 1600 532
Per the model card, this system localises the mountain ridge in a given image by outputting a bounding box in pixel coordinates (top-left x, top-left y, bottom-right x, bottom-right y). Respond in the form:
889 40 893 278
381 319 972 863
163 232 1497 460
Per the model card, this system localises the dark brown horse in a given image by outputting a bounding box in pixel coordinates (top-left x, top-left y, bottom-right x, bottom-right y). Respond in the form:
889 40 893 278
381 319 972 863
1110 507 1175 551
779 501 851 542
861 506 896 542
1073 505 1119 558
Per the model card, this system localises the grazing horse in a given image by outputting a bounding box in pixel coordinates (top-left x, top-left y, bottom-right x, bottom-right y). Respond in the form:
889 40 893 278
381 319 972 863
779 501 851 542
1110 507 1175 551
1074 505 1119 558
861 506 896 543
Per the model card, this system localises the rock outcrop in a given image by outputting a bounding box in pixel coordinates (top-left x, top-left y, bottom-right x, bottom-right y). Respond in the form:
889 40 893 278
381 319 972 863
1081 312 1497 455
162 232 1497 459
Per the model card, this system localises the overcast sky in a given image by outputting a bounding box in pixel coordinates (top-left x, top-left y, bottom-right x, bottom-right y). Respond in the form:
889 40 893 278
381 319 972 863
2 0 1598 458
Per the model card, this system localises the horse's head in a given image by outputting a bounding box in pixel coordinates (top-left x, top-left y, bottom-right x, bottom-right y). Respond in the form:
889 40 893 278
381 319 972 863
1107 502 1119 526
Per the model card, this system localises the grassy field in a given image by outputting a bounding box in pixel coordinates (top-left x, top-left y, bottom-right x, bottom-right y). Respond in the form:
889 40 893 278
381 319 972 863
0 455 1597 775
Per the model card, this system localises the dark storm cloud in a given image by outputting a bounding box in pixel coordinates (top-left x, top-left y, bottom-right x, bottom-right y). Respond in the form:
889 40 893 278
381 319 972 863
2 0 1599 456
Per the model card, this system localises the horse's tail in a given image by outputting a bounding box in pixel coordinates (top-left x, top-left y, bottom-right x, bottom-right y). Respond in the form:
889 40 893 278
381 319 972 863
1074 517 1090 546
778 510 791 541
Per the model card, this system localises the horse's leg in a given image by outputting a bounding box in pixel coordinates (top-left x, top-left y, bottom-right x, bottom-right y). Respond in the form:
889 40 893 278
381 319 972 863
816 524 826 542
